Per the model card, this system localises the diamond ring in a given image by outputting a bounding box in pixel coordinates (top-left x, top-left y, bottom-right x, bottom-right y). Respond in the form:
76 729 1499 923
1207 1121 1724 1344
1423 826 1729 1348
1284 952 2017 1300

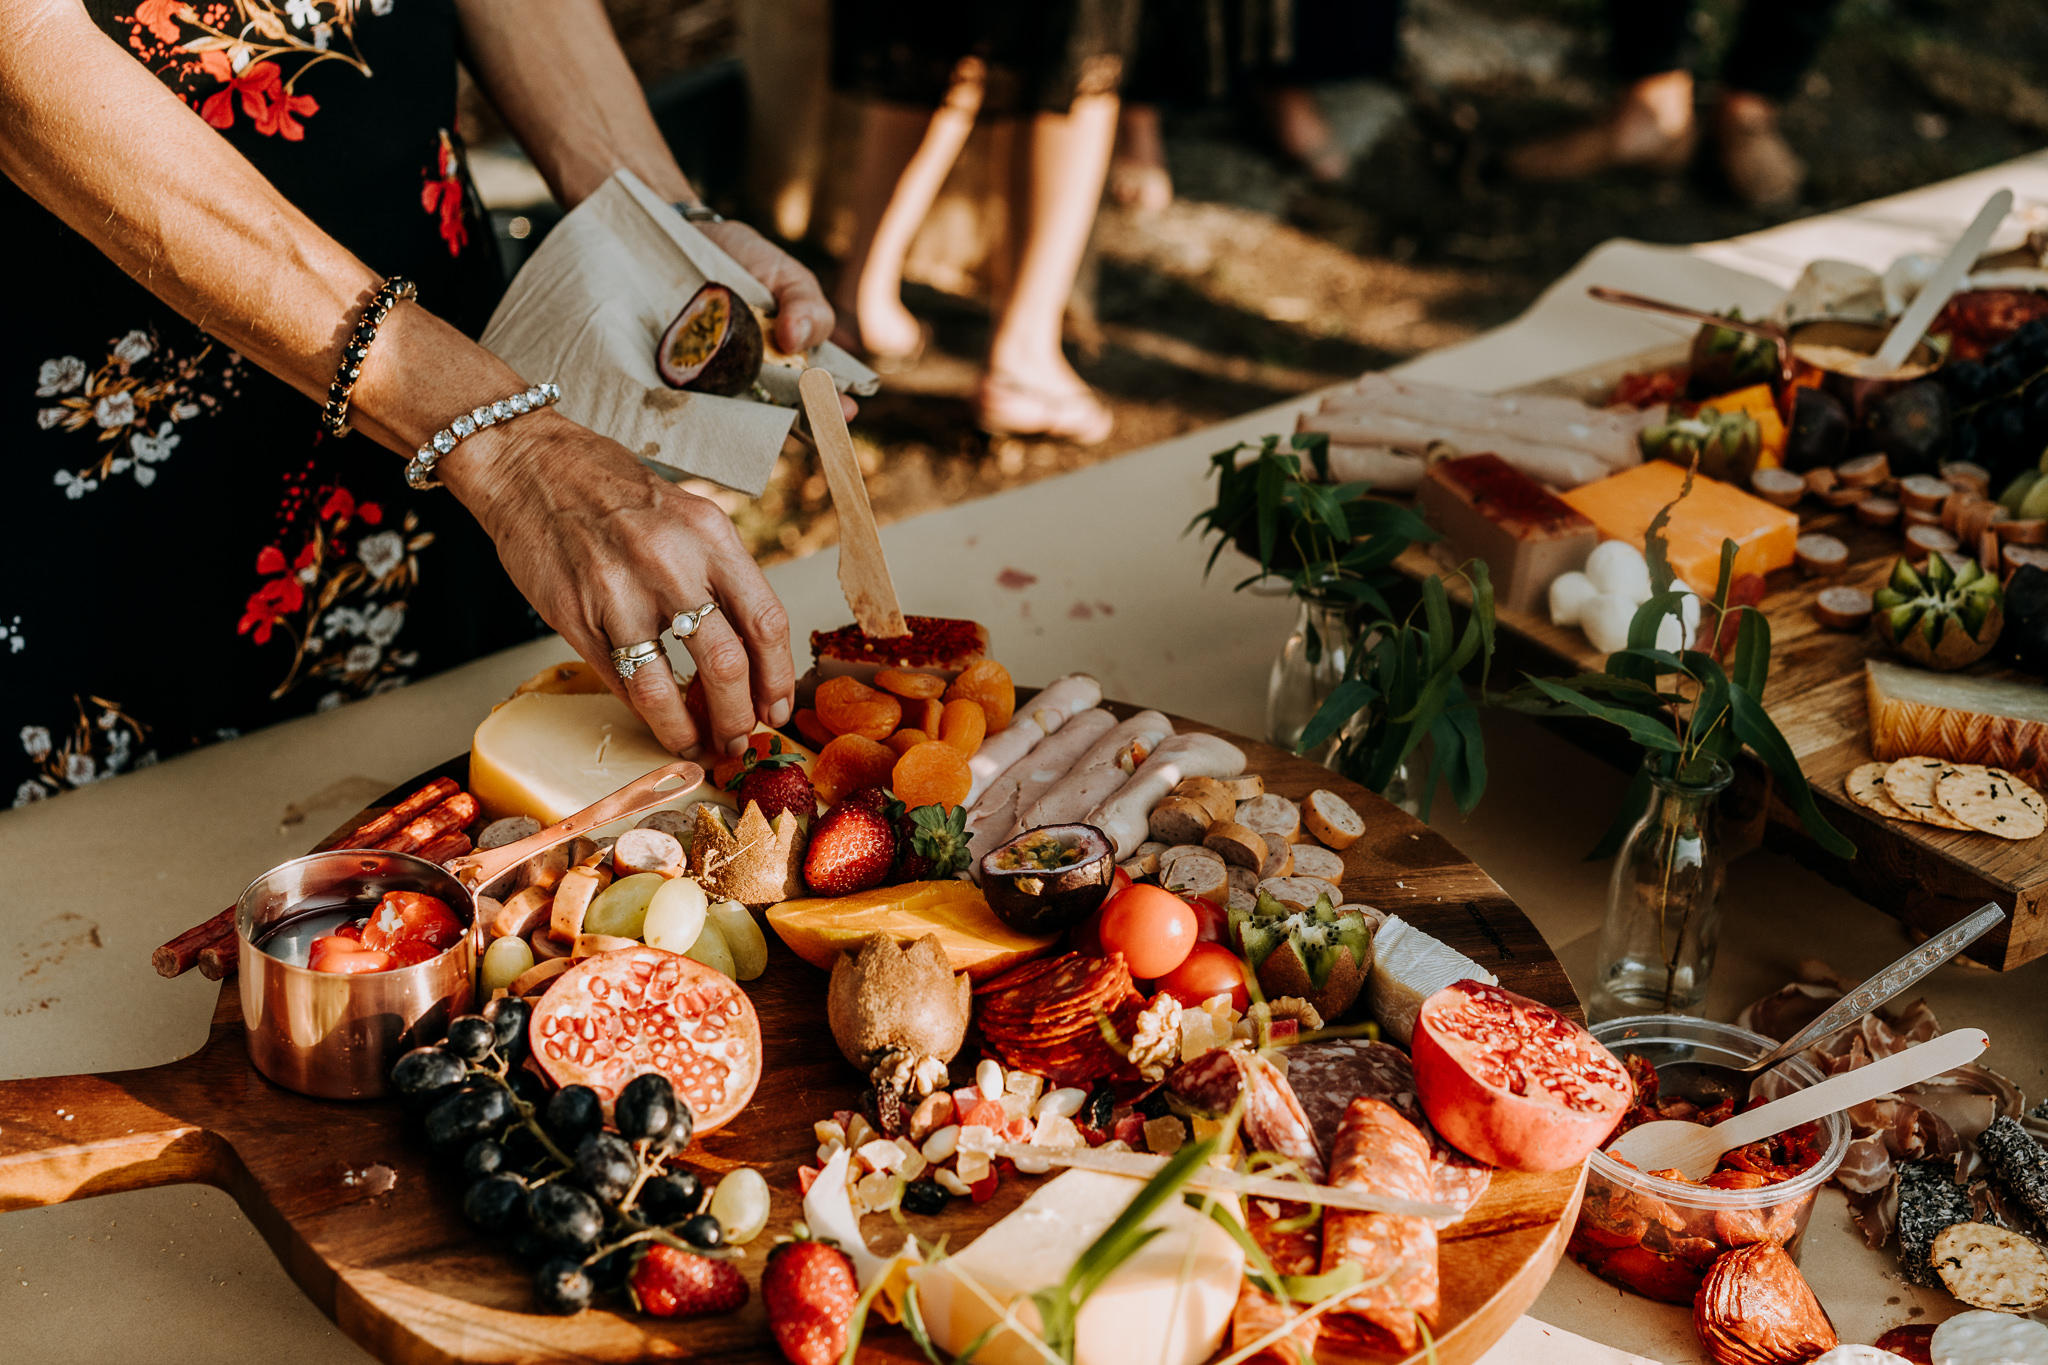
670 602 721 642
609 638 664 681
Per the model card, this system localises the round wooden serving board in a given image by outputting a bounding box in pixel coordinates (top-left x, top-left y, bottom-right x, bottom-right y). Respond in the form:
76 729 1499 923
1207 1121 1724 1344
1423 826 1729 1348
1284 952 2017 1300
0 710 1585 1365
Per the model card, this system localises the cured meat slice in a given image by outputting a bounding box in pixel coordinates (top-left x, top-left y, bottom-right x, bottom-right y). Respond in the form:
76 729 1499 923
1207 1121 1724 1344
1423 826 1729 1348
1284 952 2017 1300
1284 1039 1492 1224
1318 1097 1439 1354
1693 1241 1838 1365
1166 1047 1327 1183
1231 1198 1322 1365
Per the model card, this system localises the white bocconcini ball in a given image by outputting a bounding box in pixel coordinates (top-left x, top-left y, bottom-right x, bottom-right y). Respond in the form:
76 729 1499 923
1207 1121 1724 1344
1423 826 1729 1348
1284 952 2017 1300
1584 540 1652 604
1581 592 1638 655
1548 571 1599 628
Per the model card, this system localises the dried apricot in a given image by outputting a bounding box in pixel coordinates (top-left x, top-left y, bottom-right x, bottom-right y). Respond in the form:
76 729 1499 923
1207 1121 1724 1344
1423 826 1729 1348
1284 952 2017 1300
885 728 930 757
937 698 986 756
892 741 973 812
711 731 778 790
812 735 899 806
912 696 944 736
815 676 903 742
944 660 1013 732
793 707 835 749
872 668 947 700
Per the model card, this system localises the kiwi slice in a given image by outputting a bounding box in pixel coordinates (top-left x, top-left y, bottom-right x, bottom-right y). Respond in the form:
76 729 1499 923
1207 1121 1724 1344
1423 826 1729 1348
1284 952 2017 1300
1228 891 1375 1023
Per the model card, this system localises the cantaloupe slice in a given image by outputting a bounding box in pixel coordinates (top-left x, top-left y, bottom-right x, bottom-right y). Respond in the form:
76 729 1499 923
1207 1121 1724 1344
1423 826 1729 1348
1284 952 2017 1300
766 881 1057 979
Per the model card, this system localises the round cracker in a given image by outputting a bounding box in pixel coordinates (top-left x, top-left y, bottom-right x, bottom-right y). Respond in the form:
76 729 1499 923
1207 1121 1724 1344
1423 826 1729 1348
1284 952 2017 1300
1844 761 1916 822
1932 1221 2048 1312
1882 757 1972 831
1935 764 2047 840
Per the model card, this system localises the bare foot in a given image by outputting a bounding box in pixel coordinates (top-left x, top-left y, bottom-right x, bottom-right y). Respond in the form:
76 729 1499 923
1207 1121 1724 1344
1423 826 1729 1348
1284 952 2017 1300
1506 71 1698 182
828 293 925 368
976 370 1113 445
1715 91 1805 209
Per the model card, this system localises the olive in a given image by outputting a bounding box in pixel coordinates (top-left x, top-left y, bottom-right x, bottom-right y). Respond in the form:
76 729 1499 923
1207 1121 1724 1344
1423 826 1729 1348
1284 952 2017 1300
543 1085 604 1147
462 1173 528 1233
391 1046 467 1096
533 1257 594 1315
444 1014 498 1063
900 1180 949 1216
575 1132 639 1205
527 1183 605 1252
614 1072 681 1144
636 1171 702 1224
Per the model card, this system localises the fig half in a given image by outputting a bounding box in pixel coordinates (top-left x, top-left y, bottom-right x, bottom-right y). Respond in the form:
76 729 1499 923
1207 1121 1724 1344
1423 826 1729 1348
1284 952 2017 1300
657 281 763 396
978 824 1114 935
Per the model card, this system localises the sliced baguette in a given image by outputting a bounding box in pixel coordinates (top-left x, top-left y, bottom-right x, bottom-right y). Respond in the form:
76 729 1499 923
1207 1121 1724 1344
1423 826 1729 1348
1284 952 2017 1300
1302 790 1365 850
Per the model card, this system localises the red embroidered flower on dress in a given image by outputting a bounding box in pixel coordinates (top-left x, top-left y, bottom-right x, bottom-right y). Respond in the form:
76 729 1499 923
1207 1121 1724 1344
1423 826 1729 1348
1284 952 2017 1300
199 56 319 141
421 129 468 256
239 575 306 645
135 0 183 45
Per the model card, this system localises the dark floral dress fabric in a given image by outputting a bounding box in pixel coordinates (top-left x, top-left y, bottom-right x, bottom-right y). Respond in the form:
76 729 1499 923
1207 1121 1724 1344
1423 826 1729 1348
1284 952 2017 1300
7 0 548 807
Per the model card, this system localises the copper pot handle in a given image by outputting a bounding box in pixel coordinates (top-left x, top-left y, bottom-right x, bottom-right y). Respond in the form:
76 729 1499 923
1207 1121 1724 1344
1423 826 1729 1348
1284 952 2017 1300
443 758 706 892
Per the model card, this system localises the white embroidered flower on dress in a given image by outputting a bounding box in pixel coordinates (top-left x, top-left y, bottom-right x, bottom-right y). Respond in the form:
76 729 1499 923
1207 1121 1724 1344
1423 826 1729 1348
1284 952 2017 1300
132 422 180 464
53 470 98 499
97 710 119 730
370 0 393 14
1 616 23 655
14 779 48 807
65 752 97 786
38 408 68 430
357 530 405 580
20 726 51 759
36 356 85 396
325 605 366 638
171 401 199 421
316 691 347 712
94 391 137 429
344 643 381 675
364 604 405 646
111 331 153 365
285 0 321 29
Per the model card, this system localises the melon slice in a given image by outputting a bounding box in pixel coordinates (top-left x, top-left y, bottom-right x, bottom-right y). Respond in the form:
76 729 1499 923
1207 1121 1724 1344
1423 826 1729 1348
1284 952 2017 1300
766 881 1056 980
1865 659 2048 790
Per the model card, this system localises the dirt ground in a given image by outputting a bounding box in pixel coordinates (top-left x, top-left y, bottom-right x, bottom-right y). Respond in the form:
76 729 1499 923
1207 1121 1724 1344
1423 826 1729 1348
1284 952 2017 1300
582 0 2048 564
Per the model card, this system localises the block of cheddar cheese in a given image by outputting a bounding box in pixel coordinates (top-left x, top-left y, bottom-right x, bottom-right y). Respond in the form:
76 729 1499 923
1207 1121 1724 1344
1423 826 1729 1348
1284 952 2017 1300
1416 453 1598 614
1560 459 1799 594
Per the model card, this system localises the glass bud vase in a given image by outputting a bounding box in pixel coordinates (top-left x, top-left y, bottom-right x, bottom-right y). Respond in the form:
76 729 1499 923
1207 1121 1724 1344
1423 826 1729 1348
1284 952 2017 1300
1265 593 1357 761
1588 757 1734 1023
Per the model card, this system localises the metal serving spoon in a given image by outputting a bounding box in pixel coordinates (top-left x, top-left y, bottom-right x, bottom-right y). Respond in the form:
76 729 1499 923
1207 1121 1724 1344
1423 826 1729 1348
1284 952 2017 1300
1610 1027 1989 1181
1653 902 2006 1109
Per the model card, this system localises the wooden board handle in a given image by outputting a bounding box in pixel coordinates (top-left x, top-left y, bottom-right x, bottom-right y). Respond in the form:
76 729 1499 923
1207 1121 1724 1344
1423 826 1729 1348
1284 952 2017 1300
0 1069 229 1212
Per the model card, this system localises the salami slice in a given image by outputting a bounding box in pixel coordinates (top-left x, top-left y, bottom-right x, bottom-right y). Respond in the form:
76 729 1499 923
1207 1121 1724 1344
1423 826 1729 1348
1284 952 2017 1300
1318 1097 1439 1354
1242 1052 1327 1185
1284 1039 1491 1224
1231 1198 1322 1365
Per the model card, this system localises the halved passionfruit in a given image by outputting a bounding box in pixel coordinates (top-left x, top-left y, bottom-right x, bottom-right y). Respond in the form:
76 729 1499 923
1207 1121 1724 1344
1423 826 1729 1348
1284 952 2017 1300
656 281 764 396
978 824 1114 935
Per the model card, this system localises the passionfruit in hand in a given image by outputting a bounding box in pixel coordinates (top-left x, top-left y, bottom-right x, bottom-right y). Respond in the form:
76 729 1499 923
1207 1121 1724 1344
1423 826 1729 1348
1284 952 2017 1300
657 281 764 396
978 824 1114 935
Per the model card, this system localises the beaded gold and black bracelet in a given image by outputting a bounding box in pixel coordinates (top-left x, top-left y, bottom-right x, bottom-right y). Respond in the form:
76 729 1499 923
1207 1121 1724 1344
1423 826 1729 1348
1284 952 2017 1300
320 275 417 438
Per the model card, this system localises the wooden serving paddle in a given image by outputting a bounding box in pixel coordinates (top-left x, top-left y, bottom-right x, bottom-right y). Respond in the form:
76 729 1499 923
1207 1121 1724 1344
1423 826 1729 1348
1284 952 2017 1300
799 367 909 639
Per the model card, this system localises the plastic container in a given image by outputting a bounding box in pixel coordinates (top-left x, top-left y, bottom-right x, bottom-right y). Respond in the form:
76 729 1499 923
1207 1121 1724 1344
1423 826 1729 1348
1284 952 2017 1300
1567 1014 1851 1304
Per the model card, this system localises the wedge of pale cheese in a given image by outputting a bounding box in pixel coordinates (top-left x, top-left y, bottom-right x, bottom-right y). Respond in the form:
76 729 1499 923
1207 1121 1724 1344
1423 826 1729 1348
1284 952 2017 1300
1366 914 1497 1046
469 690 729 834
908 1169 1242 1365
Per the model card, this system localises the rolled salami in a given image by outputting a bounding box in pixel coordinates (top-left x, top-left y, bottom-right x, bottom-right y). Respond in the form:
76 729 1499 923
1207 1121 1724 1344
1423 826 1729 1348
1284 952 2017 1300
1318 1097 1439 1355
1230 1198 1323 1365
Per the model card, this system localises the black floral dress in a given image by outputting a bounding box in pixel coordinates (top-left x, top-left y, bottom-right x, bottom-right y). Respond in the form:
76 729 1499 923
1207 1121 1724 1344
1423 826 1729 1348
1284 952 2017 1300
7 0 548 808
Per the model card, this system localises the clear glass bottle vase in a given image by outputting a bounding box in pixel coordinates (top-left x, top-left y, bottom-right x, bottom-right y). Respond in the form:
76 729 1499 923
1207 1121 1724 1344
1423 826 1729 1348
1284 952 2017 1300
1588 756 1733 1022
1265 593 1358 762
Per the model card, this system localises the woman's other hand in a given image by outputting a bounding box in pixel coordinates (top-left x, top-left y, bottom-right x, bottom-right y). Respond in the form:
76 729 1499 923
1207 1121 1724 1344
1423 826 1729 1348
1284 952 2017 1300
441 410 792 759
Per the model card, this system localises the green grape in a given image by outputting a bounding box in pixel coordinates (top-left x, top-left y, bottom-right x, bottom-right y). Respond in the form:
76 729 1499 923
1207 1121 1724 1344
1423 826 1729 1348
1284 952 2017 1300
705 900 768 980
582 872 665 939
480 934 536 995
681 919 735 978
642 876 709 953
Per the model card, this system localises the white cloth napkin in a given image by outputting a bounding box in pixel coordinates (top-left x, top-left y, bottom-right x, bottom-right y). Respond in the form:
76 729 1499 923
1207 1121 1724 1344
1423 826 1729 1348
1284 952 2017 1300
480 169 876 496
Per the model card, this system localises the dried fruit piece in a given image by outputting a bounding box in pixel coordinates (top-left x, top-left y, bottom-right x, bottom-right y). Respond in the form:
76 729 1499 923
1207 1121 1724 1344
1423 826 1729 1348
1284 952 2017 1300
885 728 930 757
815 676 903 742
911 696 944 736
892 741 973 812
944 660 1014 732
812 735 899 807
793 707 834 749
873 668 947 700
937 698 987 756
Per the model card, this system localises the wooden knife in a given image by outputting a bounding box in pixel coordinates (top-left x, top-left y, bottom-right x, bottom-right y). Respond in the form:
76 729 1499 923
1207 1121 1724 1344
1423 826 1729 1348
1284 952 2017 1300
798 367 909 639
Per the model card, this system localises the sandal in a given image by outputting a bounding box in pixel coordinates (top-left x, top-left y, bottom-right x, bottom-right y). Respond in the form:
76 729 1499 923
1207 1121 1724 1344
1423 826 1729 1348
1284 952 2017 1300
975 375 1115 446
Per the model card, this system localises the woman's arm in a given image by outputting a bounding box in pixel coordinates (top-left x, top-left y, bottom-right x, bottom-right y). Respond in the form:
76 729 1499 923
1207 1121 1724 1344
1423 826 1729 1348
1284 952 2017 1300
0 0 793 757
454 0 833 355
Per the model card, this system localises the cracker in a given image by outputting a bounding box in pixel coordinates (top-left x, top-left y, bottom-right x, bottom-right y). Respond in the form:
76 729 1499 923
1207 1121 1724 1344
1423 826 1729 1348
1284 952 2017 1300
1935 764 2047 840
1844 761 1916 822
1932 1222 2048 1312
1882 756 1972 831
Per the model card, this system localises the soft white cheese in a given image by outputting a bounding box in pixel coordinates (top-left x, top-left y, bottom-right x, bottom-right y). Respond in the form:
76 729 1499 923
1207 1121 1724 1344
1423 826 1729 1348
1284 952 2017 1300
908 1170 1243 1365
1366 914 1498 1046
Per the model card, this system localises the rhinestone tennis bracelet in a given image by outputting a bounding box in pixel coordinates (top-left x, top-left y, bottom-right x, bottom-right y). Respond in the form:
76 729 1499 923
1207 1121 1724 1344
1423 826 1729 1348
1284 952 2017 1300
321 276 416 437
403 382 561 491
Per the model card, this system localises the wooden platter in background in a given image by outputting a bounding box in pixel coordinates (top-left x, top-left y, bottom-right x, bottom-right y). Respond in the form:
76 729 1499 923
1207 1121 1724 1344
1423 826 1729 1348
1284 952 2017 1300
1393 343 2047 971
0 710 1585 1365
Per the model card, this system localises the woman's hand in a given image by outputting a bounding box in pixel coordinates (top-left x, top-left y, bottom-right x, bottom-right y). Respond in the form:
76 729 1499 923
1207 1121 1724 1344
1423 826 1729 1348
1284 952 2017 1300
442 410 793 758
698 220 836 357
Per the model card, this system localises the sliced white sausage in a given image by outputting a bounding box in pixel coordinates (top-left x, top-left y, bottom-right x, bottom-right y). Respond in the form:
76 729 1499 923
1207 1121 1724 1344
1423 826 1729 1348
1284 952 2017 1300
965 708 1119 865
1020 710 1173 832
1087 732 1248 859
1019 674 1104 735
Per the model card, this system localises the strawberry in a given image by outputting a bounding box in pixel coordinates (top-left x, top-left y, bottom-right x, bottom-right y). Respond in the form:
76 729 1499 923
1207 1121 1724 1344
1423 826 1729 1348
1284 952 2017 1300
802 799 897 896
762 1227 859 1365
724 737 817 824
628 1244 749 1317
839 785 897 817
893 802 971 881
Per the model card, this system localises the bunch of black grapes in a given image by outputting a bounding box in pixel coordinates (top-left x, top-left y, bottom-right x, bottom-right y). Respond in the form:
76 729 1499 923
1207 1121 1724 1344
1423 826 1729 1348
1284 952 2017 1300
1940 319 2048 491
388 998 727 1314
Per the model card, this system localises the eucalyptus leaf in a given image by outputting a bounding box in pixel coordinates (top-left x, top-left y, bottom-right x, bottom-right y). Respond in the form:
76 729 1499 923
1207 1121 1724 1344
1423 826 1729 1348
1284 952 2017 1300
1523 676 1686 752
1732 607 1770 702
1729 688 1856 858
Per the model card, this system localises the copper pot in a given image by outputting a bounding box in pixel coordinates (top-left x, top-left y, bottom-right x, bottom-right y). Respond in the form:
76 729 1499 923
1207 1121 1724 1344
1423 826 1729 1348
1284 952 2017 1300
237 759 703 1099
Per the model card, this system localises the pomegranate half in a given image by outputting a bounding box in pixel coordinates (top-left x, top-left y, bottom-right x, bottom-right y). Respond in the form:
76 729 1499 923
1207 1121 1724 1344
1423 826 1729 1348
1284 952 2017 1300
1412 978 1631 1172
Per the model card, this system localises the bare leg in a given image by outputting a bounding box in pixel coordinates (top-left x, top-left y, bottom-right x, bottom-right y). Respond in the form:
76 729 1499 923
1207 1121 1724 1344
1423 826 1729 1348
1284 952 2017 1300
832 68 985 361
1504 70 1697 182
979 91 1119 444
1714 89 1805 208
1263 86 1348 183
1108 101 1172 211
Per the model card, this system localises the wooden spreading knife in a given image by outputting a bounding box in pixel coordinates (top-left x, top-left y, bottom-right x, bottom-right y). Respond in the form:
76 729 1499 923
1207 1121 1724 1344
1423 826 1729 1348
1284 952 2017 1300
798 367 909 639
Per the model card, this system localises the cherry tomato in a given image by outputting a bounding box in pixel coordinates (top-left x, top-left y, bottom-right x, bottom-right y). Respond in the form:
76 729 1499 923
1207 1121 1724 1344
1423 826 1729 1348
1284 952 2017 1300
387 939 443 967
1108 866 1134 899
1183 894 1229 944
307 936 397 975
1156 941 1250 1012
359 891 463 953
1095 884 1197 980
